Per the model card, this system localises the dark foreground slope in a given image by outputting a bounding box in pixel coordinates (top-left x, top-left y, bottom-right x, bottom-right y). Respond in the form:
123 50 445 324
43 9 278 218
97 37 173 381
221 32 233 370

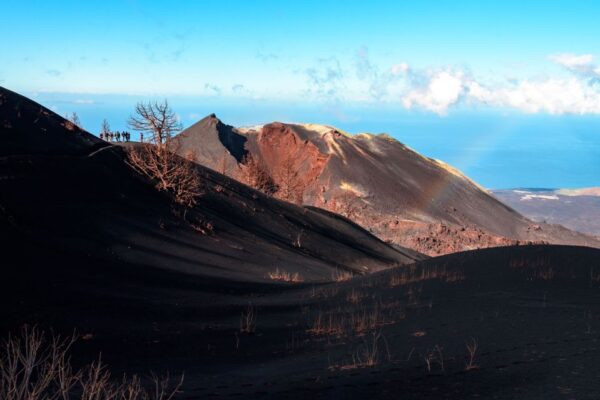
3 240 600 399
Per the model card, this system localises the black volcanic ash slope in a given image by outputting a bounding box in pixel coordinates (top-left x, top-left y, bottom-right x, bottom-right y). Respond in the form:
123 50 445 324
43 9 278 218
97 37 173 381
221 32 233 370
0 86 420 311
3 88 600 399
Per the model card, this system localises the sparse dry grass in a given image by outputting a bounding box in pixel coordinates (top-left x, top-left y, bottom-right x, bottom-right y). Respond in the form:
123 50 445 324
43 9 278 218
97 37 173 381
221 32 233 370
0 327 182 400
424 345 444 372
532 266 556 281
329 331 389 370
465 337 479 371
389 264 464 288
240 304 257 334
307 302 396 337
331 269 354 282
268 268 304 283
307 311 345 336
346 288 366 304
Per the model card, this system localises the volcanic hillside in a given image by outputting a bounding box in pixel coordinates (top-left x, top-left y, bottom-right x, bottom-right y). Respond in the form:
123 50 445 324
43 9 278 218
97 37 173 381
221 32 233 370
4 88 600 399
0 86 421 292
174 115 600 255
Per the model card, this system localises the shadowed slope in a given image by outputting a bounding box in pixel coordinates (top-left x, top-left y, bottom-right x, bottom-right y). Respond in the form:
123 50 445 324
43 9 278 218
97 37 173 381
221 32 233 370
0 87 420 288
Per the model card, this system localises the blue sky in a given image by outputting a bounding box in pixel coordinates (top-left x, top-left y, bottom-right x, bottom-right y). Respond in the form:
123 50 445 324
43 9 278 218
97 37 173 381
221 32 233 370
1 1 600 188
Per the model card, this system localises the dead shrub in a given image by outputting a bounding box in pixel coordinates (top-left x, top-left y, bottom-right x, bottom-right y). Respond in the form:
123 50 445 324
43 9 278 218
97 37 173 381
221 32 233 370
0 326 182 400
240 154 276 195
127 145 202 208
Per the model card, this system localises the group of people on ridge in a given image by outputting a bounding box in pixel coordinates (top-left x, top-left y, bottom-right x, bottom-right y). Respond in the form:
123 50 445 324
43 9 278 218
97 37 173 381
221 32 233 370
100 131 132 142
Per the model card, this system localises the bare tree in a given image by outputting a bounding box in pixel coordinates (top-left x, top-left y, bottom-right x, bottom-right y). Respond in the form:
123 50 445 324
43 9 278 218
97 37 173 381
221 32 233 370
275 153 304 204
128 100 181 148
69 112 82 128
100 119 111 136
126 100 201 208
240 154 276 195
64 112 82 130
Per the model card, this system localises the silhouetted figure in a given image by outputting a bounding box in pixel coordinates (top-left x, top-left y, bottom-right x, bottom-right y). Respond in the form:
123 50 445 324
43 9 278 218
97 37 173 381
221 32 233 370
99 133 104 140
140 132 144 143
116 132 121 142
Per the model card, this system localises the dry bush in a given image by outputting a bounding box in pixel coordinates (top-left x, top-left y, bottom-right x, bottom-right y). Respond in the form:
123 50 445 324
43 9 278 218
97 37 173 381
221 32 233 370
240 154 276 195
240 304 257 334
127 145 202 208
268 268 304 283
0 327 182 400
274 154 304 204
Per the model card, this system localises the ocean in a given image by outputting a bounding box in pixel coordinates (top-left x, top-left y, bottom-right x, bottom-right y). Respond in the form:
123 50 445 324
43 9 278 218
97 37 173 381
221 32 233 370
32 92 600 190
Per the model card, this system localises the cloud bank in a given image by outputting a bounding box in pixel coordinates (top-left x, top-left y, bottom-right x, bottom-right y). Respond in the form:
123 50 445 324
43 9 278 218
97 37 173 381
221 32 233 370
308 51 600 115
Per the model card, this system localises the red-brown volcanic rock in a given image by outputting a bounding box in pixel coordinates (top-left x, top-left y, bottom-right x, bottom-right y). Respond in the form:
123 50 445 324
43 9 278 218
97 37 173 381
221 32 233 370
175 116 600 255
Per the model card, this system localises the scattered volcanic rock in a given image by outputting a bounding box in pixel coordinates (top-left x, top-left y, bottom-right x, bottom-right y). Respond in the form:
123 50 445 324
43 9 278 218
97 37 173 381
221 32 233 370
174 117 600 255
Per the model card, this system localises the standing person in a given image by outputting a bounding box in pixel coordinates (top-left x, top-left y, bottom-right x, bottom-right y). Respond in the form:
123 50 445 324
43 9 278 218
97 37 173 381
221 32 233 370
99 132 104 140
116 132 121 142
140 132 144 143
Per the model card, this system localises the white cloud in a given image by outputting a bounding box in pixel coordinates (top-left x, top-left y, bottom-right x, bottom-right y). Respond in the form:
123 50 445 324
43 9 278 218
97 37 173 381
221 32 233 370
550 53 595 71
402 70 467 115
354 47 408 100
301 50 600 115
390 63 409 75
203 83 222 96
398 54 600 115
549 53 600 83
